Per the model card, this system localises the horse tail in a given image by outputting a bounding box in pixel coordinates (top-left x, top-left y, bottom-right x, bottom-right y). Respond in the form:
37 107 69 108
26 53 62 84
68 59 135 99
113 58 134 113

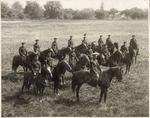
12 55 20 72
71 74 77 93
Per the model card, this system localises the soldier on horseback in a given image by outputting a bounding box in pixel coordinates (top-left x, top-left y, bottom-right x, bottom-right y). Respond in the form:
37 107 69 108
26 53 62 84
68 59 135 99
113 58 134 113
19 42 28 68
82 33 88 46
120 42 128 57
68 36 73 48
51 38 59 55
98 35 104 49
90 53 101 79
106 35 114 54
129 35 139 55
69 48 78 69
101 44 110 61
45 49 53 70
33 39 40 56
31 54 41 76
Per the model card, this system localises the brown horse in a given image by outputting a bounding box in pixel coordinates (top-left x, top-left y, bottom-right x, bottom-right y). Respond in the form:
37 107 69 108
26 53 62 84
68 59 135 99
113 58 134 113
71 66 122 103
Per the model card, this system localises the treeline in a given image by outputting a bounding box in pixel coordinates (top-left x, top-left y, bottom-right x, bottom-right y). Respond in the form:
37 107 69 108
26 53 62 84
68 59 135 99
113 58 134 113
1 1 148 20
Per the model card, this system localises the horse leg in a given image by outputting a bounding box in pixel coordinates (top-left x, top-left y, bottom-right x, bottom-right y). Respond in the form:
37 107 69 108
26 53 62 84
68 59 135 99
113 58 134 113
22 83 25 92
76 85 81 102
99 89 104 103
125 64 128 74
135 56 137 64
104 89 107 103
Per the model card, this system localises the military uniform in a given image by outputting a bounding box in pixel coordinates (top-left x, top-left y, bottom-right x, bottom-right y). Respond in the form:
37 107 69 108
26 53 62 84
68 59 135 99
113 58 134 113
19 45 27 57
120 44 128 54
98 35 104 48
19 43 28 66
129 35 139 55
31 60 41 76
68 36 73 48
45 51 53 69
90 54 101 79
102 45 110 60
69 50 78 68
51 39 58 55
33 41 40 52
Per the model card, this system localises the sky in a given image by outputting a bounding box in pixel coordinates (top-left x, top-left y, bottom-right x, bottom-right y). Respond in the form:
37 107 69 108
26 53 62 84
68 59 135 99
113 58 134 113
2 0 149 10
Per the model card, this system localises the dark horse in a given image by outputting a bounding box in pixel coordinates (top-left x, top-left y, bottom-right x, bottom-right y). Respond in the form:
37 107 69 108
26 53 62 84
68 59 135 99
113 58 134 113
39 47 72 65
22 66 52 95
12 51 37 72
74 44 88 58
71 66 122 103
72 54 90 71
52 60 72 95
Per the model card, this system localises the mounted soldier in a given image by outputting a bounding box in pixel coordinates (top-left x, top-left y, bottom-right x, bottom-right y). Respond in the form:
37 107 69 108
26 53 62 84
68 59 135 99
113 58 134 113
45 49 53 70
106 35 114 54
19 42 28 67
90 52 101 79
69 48 78 69
31 54 41 76
120 42 128 57
87 44 93 59
33 39 40 56
98 35 104 49
101 44 110 60
51 38 59 55
129 35 139 55
68 35 73 48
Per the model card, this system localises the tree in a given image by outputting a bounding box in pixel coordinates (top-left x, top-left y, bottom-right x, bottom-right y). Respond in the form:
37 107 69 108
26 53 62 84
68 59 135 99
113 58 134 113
80 8 95 19
95 9 105 19
1 2 12 19
24 1 43 19
120 9 130 19
63 8 75 19
128 7 144 19
11 1 24 19
109 8 118 19
44 1 63 19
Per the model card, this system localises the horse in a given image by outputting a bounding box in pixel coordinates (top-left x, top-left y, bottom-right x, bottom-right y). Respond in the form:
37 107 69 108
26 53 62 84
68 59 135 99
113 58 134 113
40 47 72 64
52 60 72 95
107 50 133 74
72 53 90 71
71 66 122 103
22 66 52 95
129 45 138 64
12 52 37 72
75 44 88 58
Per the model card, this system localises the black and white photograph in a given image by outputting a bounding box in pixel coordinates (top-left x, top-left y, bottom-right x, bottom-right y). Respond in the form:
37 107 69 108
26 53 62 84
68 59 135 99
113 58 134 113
1 0 149 117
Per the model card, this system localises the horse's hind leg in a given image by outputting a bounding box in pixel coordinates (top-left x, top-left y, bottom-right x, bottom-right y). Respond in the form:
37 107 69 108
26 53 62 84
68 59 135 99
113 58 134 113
99 89 104 103
76 85 81 102
104 89 107 103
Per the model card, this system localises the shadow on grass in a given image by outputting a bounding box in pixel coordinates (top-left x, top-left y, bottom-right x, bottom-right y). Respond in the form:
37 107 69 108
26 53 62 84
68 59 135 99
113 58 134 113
2 91 31 106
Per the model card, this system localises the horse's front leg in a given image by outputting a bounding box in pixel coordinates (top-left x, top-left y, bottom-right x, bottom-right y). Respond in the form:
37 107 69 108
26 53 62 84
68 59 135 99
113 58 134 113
76 85 81 102
104 89 107 103
99 89 104 103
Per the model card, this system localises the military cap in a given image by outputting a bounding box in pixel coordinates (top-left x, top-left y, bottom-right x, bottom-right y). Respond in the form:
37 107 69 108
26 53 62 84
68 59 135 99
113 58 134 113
100 35 103 37
124 41 126 43
132 35 135 37
22 42 25 45
35 39 39 42
84 33 87 36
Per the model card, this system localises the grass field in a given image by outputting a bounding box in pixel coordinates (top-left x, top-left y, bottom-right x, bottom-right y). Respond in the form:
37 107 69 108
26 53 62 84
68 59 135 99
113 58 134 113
1 20 149 117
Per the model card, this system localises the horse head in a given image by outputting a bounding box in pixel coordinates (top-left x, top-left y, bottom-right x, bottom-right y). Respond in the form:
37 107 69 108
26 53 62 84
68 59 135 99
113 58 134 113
62 60 72 73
